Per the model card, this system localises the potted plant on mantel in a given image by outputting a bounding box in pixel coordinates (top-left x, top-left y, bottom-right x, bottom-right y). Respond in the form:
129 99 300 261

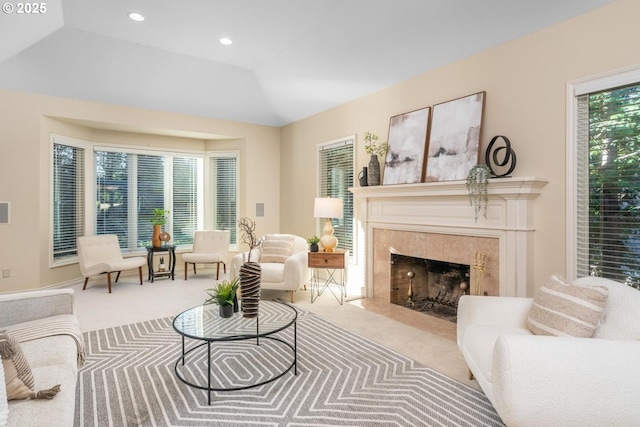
204 277 240 318
364 131 388 186
150 208 169 248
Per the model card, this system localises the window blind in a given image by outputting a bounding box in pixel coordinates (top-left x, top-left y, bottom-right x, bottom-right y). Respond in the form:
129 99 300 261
95 149 200 251
208 154 238 245
52 143 85 260
173 157 199 245
318 139 354 254
577 83 640 286
137 154 166 249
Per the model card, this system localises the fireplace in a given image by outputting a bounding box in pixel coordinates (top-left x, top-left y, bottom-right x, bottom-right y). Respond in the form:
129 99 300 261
390 253 470 322
350 177 548 300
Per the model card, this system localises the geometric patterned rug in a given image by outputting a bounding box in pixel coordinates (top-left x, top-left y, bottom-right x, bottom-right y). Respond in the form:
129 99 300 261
74 304 504 426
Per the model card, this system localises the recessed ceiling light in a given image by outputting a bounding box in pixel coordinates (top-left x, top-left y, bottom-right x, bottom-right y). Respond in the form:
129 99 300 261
219 38 233 45
129 12 145 22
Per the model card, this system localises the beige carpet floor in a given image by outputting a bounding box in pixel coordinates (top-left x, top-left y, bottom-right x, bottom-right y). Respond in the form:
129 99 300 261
67 267 478 390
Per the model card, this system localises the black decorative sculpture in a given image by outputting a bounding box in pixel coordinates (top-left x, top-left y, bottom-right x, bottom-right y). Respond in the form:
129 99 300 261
485 135 516 178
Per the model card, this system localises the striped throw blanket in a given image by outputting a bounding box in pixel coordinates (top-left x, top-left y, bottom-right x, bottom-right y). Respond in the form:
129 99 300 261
6 314 86 367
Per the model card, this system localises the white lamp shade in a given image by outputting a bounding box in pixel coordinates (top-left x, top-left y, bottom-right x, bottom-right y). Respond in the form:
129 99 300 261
314 197 343 219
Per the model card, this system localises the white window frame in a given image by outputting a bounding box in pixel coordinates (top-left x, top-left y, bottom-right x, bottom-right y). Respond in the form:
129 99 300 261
316 135 356 261
205 150 240 251
50 135 205 265
50 134 93 267
566 64 640 280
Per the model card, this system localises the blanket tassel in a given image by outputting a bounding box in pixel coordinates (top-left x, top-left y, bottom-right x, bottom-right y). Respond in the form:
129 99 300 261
30 384 61 400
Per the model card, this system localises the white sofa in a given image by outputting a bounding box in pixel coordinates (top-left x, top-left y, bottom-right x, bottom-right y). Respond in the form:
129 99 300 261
457 276 640 427
0 289 82 427
231 234 309 303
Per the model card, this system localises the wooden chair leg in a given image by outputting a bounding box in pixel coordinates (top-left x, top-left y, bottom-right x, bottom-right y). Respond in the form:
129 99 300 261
193 264 197 275
107 272 112 293
184 263 188 281
223 262 227 274
82 277 89 290
468 368 474 381
115 271 121 282
216 262 220 280
290 290 295 303
138 266 143 285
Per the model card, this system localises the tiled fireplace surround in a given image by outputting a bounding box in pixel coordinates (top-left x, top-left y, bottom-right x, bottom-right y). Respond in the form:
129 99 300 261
350 177 548 314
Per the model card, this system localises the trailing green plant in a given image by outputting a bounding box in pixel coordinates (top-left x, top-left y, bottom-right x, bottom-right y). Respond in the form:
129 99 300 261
204 277 240 306
307 235 320 245
364 131 388 157
150 208 169 225
466 164 491 222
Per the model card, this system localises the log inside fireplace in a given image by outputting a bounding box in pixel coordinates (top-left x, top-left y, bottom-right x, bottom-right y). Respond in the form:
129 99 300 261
389 253 470 322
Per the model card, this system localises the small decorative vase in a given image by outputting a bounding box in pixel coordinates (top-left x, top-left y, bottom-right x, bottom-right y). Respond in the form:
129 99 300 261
152 224 162 248
239 261 261 318
219 304 233 318
358 167 368 186
368 154 381 186
310 244 319 252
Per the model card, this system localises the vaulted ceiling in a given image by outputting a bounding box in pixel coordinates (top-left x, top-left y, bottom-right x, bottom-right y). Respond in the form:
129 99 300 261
0 0 615 127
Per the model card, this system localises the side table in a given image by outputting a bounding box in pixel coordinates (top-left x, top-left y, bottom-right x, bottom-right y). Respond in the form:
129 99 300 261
308 250 348 305
146 245 176 282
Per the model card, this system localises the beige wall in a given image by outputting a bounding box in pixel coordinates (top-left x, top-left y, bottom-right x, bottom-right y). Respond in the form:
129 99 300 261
280 0 640 295
0 89 280 292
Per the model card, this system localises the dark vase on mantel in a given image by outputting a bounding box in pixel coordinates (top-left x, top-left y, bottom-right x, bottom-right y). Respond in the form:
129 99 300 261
368 154 381 186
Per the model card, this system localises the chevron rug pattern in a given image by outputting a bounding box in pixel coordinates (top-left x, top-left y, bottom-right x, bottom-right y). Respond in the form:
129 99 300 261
74 304 504 427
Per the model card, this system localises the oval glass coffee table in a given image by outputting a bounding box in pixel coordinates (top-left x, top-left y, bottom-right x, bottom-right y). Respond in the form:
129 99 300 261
172 300 297 404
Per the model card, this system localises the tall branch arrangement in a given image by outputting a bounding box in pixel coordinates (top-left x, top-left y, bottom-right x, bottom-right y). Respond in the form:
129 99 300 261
238 217 260 262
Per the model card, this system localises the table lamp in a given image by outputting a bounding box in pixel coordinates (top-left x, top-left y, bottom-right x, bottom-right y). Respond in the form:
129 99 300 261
313 197 343 252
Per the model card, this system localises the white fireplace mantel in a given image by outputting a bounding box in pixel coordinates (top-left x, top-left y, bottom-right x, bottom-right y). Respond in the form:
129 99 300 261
350 177 548 297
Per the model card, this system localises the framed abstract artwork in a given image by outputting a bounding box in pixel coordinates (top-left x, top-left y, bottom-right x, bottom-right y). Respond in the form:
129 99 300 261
424 92 486 182
382 106 431 185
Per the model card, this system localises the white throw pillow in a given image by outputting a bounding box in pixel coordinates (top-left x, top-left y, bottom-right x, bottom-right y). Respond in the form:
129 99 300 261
527 275 608 338
260 235 295 263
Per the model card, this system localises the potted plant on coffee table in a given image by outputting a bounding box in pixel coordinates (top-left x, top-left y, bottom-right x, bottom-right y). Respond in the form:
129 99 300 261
204 277 240 318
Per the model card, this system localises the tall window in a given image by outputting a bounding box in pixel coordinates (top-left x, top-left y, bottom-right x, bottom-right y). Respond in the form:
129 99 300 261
95 148 202 251
52 139 85 262
318 137 355 255
574 78 640 287
208 152 238 246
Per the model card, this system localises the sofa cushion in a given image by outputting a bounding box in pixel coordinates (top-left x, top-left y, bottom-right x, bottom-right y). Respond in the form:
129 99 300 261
261 235 295 263
1 331 63 402
573 276 640 340
527 275 608 338
7 335 78 427
0 360 8 426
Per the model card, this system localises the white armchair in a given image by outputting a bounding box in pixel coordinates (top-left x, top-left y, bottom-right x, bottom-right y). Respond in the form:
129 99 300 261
77 234 147 293
457 276 640 427
182 230 230 280
231 234 309 303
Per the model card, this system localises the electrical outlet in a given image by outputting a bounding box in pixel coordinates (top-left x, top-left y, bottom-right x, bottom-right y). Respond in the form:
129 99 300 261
2 269 9 278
